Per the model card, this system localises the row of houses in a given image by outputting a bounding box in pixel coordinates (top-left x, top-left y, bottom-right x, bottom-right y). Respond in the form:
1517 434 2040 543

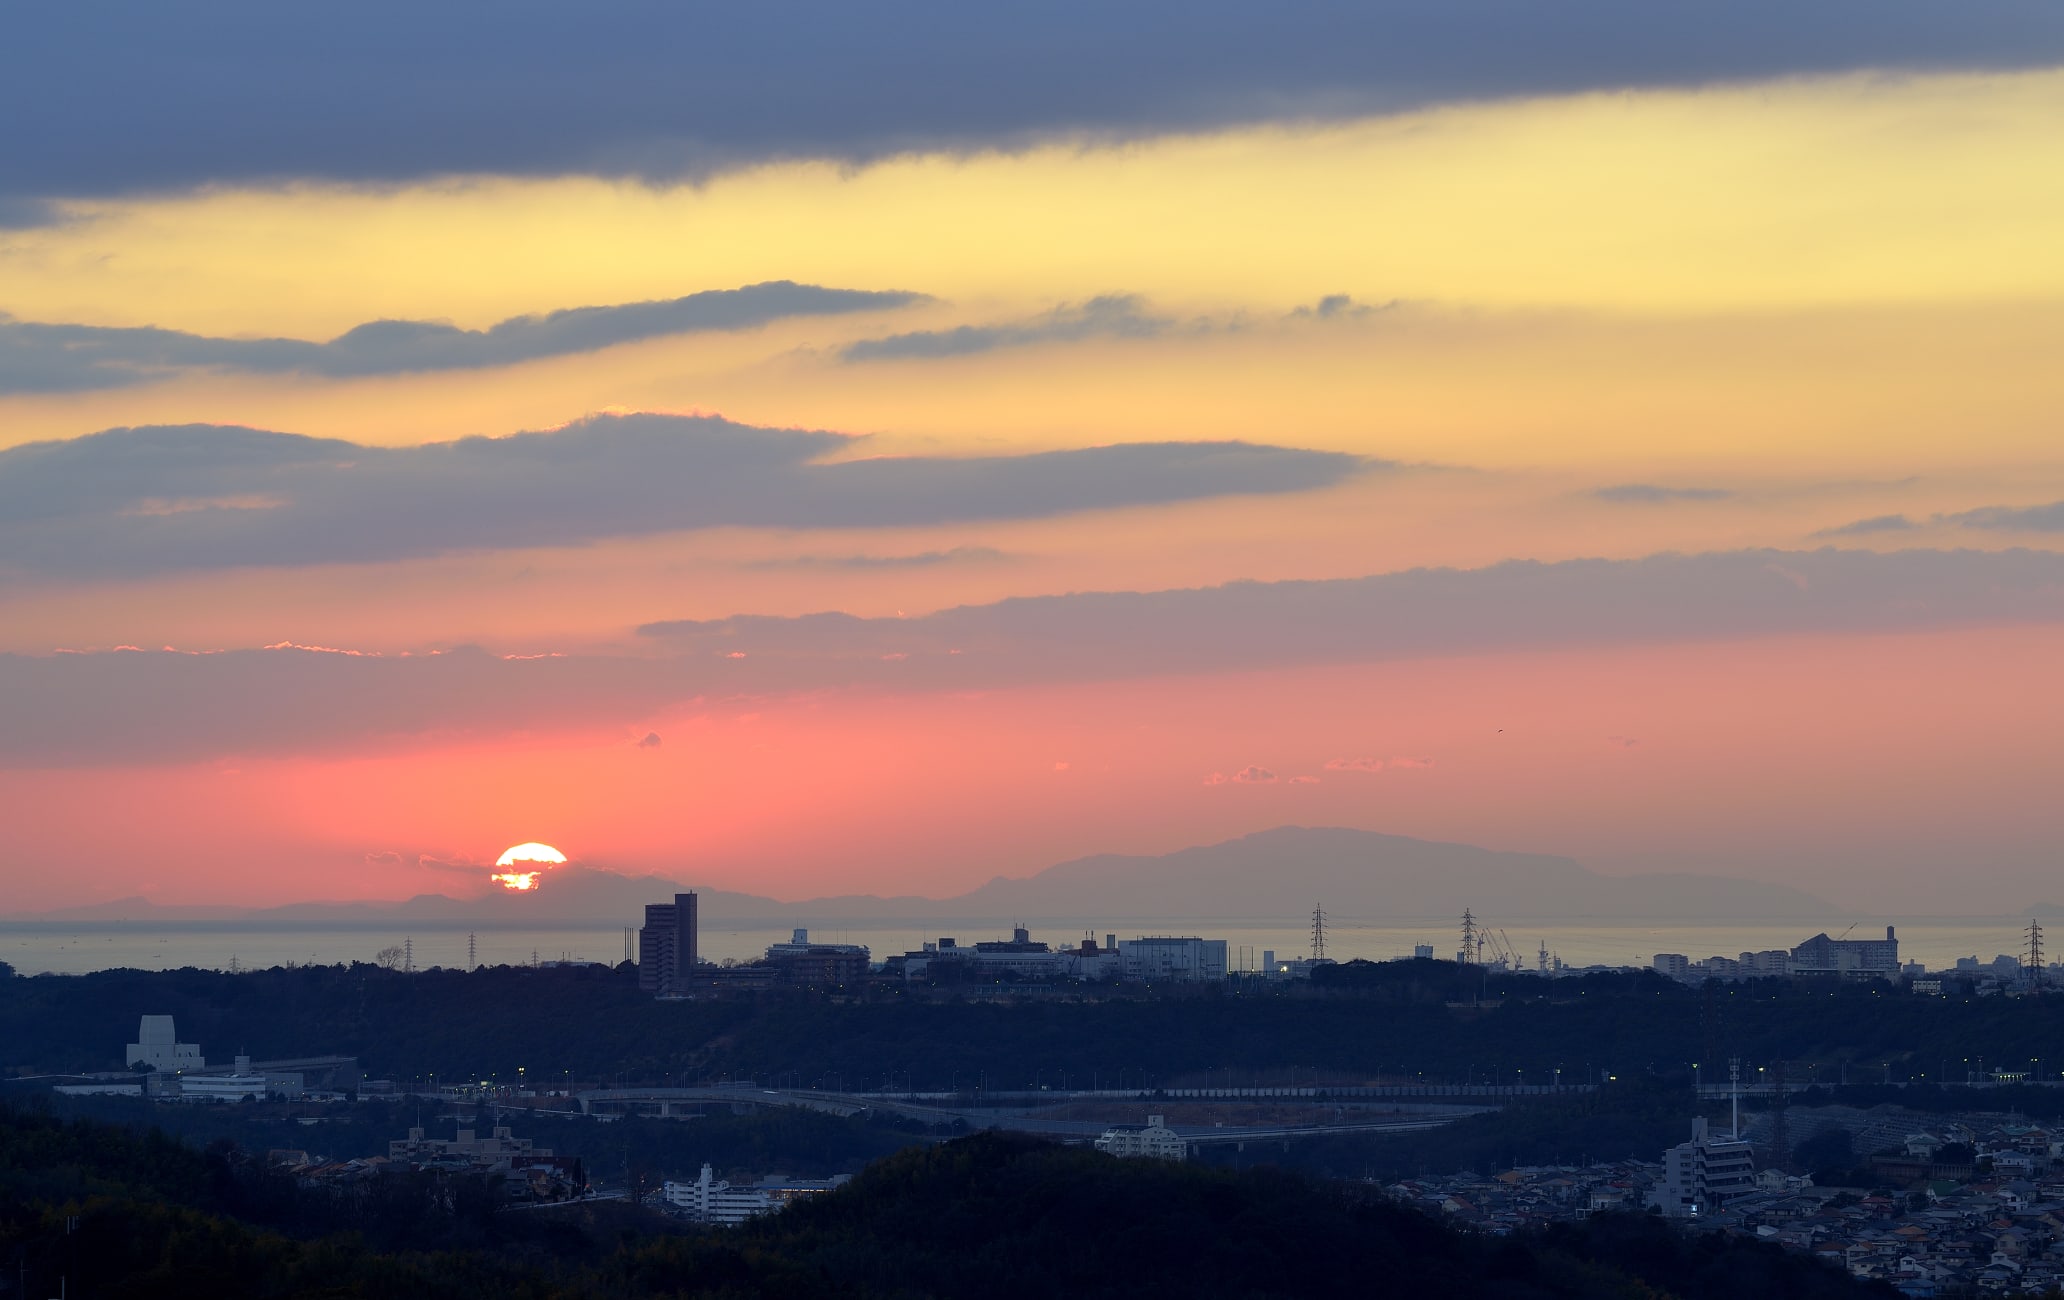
264 1122 586 1203
1399 1109 2064 1297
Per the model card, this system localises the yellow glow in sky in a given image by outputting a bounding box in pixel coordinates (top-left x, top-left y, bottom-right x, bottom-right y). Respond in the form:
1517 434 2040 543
5 69 2062 339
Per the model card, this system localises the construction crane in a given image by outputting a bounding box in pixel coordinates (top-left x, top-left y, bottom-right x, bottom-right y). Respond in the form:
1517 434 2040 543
1483 928 1521 971
1458 910 1522 970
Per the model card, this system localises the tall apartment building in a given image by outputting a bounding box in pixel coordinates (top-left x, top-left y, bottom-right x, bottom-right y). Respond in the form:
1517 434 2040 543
638 892 698 993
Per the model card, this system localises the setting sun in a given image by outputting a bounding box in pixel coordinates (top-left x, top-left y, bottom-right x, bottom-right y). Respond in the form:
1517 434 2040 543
490 841 566 891
495 842 567 867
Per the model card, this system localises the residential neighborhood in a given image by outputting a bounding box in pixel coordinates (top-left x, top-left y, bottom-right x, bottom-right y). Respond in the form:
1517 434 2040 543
1391 1111 2064 1296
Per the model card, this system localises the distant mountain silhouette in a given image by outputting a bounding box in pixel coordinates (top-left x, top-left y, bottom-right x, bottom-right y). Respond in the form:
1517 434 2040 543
941 826 1835 922
10 826 1833 925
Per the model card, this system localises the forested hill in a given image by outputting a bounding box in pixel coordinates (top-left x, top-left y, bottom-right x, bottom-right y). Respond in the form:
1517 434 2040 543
1 1103 1895 1299
4 959 2062 1089
685 1133 1894 1300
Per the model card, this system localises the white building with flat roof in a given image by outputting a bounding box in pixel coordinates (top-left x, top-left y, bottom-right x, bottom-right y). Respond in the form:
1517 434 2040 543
1095 1114 1189 1161
1118 937 1228 983
127 1015 204 1072
180 1071 269 1103
663 1163 849 1224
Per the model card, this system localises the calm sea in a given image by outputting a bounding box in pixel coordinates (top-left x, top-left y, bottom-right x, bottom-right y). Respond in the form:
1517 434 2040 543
0 916 2042 977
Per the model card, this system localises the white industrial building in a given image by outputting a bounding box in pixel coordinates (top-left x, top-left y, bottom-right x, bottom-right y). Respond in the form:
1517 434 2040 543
1095 1115 1189 1161
126 1015 204 1072
1650 1117 1757 1217
886 931 1231 983
663 1163 850 1225
179 1055 270 1102
1118 937 1228 983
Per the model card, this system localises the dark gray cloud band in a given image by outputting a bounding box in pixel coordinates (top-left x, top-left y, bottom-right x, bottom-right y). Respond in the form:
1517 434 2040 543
0 282 923 393
1817 501 2064 536
0 414 1367 580
1947 501 2064 532
4 2 2061 205
7 547 2062 767
1816 513 1920 537
839 292 1384 363
639 547 2064 681
1593 483 1732 503
842 295 1169 362
745 546 1011 571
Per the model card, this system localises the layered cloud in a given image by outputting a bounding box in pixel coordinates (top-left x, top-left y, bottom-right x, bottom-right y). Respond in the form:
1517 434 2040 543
0 414 1365 580
841 292 1385 363
1947 501 2064 532
7 2 2062 204
1593 484 1733 503
843 296 1170 362
11 547 2064 766
638 548 2064 682
744 547 1011 571
1817 514 1920 537
1818 501 2064 536
0 645 683 767
0 282 922 393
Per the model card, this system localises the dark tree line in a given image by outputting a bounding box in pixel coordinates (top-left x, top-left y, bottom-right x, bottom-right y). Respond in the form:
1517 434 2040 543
7 959 2060 1094
2 1100 1898 1299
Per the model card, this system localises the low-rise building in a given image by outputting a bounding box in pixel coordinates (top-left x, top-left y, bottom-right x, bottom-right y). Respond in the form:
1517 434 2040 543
181 1072 270 1102
1791 927 1900 979
389 1124 549 1170
1118 937 1228 983
766 946 870 986
662 1162 849 1224
1095 1114 1189 1161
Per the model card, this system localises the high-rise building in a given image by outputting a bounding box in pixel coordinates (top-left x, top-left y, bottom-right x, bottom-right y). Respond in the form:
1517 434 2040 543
638 892 698 993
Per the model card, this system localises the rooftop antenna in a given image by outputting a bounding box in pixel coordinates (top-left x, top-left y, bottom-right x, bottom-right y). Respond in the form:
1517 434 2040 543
1729 1057 1742 1140
1310 905 1328 961
1769 1060 1790 1169
1458 909 1477 965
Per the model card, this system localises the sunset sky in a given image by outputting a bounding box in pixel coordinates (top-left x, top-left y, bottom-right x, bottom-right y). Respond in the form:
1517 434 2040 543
4 3 2063 914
